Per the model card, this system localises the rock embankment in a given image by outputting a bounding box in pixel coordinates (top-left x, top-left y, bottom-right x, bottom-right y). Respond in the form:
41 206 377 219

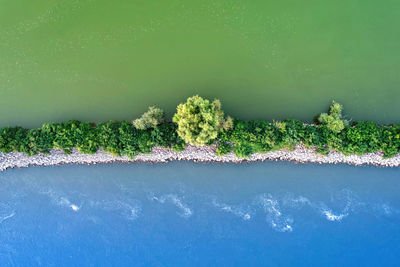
0 145 399 171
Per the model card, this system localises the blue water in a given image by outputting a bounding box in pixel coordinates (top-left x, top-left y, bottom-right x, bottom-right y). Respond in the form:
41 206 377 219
0 162 399 266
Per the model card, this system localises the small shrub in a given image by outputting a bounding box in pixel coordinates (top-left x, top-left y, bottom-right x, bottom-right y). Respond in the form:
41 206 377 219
318 101 348 133
133 106 165 130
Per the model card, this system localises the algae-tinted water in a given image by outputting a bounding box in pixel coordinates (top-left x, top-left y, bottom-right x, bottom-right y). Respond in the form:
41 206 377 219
1 2 399 266
0 162 399 266
1 0 399 127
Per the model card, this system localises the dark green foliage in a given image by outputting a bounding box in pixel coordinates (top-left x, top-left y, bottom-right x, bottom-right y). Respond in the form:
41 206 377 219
97 121 123 155
222 119 279 157
150 123 184 149
26 128 52 155
215 141 232 156
0 127 28 154
217 119 400 158
118 121 140 157
380 126 400 158
75 122 99 154
0 120 185 157
212 100 399 158
341 122 382 155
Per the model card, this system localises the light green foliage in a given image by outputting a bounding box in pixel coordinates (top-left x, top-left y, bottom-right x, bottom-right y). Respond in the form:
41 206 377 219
222 116 234 131
133 106 165 130
173 95 226 146
318 101 348 133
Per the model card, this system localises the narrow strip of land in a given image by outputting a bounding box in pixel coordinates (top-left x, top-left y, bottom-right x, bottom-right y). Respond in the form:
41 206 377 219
1 96 399 169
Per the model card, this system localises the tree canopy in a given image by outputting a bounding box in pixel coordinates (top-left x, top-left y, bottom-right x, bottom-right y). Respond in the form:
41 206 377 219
173 95 226 146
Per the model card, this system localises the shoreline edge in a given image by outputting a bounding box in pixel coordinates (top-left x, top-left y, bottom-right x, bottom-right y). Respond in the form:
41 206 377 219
1 144 400 171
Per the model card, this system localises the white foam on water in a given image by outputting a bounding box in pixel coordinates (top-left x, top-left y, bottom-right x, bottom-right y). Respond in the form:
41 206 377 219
244 214 251 220
279 189 400 223
282 224 293 232
290 196 311 206
70 205 79 212
58 197 81 212
322 209 348 222
257 194 293 232
166 195 193 218
317 189 362 222
211 200 252 221
372 203 398 217
282 194 312 209
41 187 142 220
266 192 353 223
97 200 141 221
151 194 193 218
39 189 82 212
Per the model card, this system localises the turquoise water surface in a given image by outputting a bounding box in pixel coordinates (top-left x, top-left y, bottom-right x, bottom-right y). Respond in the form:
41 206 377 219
0 162 399 266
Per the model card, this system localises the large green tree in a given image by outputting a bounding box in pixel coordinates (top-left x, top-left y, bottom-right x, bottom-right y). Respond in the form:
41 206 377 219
173 95 227 146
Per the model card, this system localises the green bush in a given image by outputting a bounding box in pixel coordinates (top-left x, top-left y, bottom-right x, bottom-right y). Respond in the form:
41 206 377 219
215 141 232 156
133 106 165 130
173 95 228 146
318 101 348 133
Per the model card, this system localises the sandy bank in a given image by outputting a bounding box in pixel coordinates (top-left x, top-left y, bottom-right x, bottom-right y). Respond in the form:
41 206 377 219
0 144 399 171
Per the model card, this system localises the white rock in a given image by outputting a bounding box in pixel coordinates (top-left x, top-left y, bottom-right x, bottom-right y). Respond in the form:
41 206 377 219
0 144 399 172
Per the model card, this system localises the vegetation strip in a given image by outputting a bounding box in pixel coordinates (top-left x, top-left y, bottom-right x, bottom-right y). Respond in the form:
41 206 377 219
0 95 399 170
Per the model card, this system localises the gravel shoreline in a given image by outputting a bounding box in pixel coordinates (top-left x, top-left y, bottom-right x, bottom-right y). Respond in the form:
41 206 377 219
0 144 400 171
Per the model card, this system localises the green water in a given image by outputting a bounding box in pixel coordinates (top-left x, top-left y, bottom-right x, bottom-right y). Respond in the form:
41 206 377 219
1 0 399 128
